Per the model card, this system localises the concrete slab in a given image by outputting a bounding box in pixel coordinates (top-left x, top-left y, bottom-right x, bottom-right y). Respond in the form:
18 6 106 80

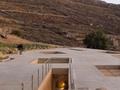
0 48 120 90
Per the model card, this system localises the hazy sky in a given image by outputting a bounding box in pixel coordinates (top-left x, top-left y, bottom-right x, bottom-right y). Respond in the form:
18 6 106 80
102 0 120 4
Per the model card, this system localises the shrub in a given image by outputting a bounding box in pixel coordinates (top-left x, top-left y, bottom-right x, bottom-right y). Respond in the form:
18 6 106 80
11 30 22 37
0 42 49 54
83 31 108 49
23 44 49 50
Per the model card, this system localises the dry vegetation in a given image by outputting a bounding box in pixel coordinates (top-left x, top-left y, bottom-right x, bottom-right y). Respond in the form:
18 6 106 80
0 52 8 61
0 0 120 48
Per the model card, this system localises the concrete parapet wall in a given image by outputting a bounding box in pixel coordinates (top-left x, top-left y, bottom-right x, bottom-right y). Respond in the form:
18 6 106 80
38 70 52 90
0 69 41 90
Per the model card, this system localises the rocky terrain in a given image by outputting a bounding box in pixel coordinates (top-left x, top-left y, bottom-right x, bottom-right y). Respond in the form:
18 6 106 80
0 0 120 48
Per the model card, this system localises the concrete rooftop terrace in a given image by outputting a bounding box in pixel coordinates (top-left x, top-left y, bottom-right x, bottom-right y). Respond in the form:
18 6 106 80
0 48 120 90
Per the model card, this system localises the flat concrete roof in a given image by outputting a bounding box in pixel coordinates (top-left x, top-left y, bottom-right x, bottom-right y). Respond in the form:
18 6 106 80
0 48 120 90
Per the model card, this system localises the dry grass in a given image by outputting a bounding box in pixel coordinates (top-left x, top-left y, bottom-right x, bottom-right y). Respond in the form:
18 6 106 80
0 52 8 61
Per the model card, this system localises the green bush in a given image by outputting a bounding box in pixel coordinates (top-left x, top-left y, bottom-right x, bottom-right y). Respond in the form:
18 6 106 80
83 31 108 49
11 30 22 37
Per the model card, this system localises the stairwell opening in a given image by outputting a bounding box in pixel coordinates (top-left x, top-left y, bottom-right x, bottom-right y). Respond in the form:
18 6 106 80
31 58 69 64
96 65 120 77
52 68 69 90
38 68 69 90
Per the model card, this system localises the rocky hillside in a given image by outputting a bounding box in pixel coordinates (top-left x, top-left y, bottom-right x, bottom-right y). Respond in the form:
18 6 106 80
0 0 120 47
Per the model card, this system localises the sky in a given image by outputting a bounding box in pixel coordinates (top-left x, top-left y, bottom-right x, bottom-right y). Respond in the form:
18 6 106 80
102 0 120 4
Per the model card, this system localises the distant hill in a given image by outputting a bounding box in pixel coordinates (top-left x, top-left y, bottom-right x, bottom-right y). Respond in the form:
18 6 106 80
0 0 120 47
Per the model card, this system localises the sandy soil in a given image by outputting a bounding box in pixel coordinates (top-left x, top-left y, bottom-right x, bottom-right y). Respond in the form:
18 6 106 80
0 35 33 44
113 55 120 59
